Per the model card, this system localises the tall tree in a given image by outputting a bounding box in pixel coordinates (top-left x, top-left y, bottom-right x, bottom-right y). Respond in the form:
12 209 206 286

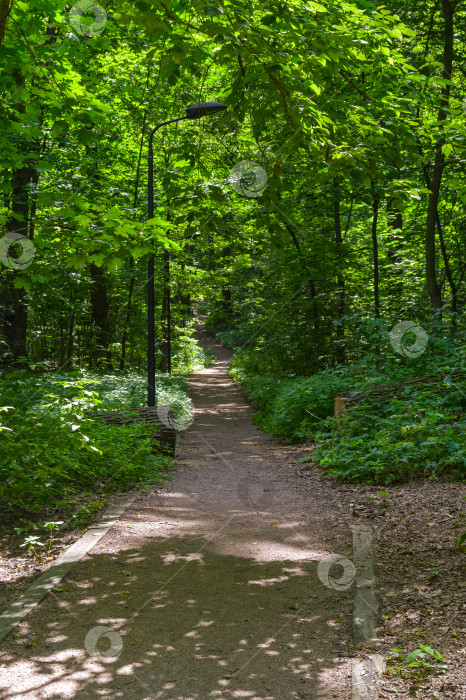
424 0 457 311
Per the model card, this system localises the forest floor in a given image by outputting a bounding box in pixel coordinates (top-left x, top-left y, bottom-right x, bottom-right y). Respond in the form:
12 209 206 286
0 324 464 699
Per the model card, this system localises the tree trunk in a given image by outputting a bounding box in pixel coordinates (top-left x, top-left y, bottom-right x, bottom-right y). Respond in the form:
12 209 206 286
0 163 35 363
180 293 191 325
0 56 44 364
333 177 345 363
221 286 232 316
0 0 13 47
386 196 403 266
386 196 404 314
420 158 460 316
159 250 170 373
425 0 455 312
436 212 458 313
66 305 75 368
59 324 65 367
119 258 134 369
90 263 112 368
283 222 319 332
371 184 380 318
0 280 28 363
119 108 149 369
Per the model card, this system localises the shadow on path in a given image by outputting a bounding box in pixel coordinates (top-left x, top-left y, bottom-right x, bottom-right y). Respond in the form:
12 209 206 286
0 324 353 699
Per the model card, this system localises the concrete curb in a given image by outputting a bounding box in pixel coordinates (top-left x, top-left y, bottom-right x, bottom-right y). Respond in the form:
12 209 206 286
0 495 138 643
352 654 386 700
350 524 386 699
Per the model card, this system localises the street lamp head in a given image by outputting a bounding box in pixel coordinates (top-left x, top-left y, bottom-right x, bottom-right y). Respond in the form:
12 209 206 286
185 102 227 119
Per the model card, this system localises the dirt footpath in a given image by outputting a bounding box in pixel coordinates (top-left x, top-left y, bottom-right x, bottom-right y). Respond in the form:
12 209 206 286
0 327 355 699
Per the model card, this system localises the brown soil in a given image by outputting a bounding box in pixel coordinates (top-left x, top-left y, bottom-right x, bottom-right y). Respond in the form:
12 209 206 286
296 459 465 698
0 493 141 616
0 324 464 699
325 478 465 699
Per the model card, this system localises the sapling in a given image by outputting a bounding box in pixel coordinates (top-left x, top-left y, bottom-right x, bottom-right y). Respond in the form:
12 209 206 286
42 521 64 557
20 536 45 561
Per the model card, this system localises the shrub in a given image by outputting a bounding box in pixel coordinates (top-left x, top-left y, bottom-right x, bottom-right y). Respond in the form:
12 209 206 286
0 371 188 512
313 385 466 483
228 319 466 482
231 369 347 441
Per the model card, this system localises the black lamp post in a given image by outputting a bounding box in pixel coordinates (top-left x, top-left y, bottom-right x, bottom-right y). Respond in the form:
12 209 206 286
147 102 227 407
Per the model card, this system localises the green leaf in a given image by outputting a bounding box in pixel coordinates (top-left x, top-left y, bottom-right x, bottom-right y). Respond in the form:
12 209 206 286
442 143 453 158
265 64 283 74
76 129 95 146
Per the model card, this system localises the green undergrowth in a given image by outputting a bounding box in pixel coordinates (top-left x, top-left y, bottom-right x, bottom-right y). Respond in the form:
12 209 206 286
171 320 217 373
205 315 254 353
228 318 466 484
313 382 466 484
0 323 213 516
0 369 191 515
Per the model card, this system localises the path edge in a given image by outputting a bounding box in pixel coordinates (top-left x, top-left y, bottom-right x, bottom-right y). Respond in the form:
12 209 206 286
350 523 386 699
0 494 138 643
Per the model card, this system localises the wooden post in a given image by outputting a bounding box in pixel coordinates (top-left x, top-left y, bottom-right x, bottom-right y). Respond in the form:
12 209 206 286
334 392 347 430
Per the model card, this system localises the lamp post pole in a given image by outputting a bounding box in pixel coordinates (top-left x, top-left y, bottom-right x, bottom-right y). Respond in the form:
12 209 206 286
147 117 187 407
146 103 227 408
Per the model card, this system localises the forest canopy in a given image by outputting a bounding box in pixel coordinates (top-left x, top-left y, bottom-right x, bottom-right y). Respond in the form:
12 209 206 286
0 0 465 499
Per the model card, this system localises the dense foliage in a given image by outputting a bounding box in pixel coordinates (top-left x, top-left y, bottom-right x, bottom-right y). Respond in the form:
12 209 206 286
1 0 465 496
0 370 179 512
0 320 212 514
227 315 466 482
